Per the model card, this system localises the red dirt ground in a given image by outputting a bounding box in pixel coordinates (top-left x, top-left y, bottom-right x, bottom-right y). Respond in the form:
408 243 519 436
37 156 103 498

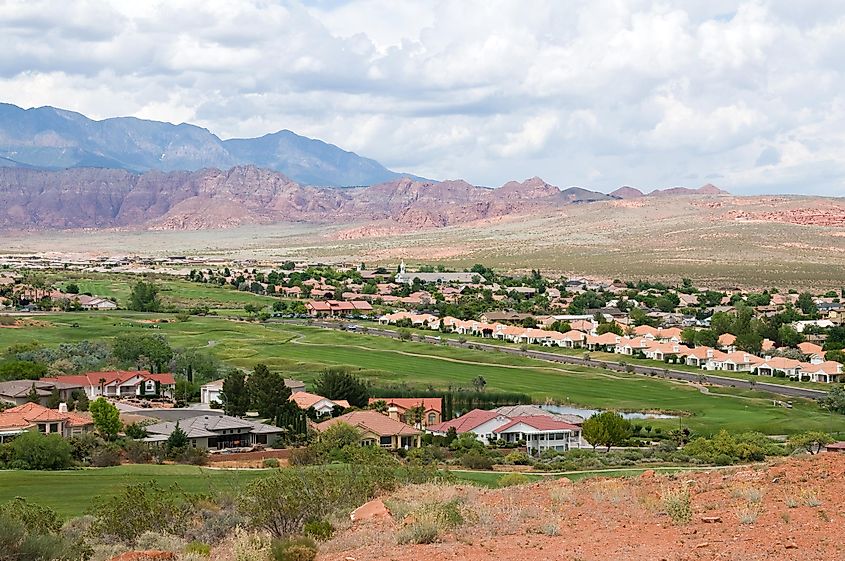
320 454 845 561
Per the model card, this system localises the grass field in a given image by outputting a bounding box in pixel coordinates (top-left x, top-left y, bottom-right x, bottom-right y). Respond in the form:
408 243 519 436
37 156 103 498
0 465 266 518
2 312 844 435
53 272 275 309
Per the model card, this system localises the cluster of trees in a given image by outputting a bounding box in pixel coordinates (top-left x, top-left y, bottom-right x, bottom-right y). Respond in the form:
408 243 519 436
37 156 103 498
369 387 532 421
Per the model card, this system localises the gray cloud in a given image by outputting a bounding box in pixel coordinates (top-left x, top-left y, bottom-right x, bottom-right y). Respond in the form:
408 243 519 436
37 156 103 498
0 0 844 195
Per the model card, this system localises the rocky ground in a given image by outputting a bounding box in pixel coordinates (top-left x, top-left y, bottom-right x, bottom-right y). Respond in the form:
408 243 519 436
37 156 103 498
320 454 845 561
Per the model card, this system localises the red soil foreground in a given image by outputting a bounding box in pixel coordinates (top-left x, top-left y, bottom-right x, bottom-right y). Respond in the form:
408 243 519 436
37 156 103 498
321 454 845 561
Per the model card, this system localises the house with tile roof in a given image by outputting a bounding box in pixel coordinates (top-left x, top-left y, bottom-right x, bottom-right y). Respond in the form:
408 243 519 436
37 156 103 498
367 397 443 427
42 371 176 400
0 379 83 407
306 299 373 317
493 415 582 454
0 402 93 442
143 414 284 449
315 410 422 449
290 391 349 417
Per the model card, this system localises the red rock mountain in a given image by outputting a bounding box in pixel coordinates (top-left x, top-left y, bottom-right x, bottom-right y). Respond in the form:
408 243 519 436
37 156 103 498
0 167 616 231
610 186 645 199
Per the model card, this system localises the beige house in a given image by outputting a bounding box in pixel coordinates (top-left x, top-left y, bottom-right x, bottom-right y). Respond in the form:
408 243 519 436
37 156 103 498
315 410 422 449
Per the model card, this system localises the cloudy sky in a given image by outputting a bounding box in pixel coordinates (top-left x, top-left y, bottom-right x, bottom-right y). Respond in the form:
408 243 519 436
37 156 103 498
1 0 844 195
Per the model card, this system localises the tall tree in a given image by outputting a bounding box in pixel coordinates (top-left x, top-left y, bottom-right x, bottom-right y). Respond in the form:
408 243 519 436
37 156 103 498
128 281 161 312
112 333 173 373
581 411 632 452
89 398 123 440
246 363 291 419
221 369 250 417
314 368 369 407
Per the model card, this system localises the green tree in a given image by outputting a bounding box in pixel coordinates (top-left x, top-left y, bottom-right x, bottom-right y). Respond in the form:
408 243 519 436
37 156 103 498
112 333 173 373
581 411 632 452
796 292 817 316
89 397 123 440
64 283 80 294
128 281 161 312
45 387 60 409
166 422 189 453
818 387 845 414
314 368 370 408
471 375 487 392
26 383 40 403
221 369 250 417
246 363 291 419
777 324 803 348
596 322 623 336
787 431 834 455
9 431 72 470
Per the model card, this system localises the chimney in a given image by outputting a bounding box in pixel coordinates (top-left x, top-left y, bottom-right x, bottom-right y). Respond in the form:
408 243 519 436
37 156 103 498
58 402 68 413
387 406 400 421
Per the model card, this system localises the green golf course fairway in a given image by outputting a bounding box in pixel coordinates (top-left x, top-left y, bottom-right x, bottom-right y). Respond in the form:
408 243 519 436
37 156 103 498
1 312 843 435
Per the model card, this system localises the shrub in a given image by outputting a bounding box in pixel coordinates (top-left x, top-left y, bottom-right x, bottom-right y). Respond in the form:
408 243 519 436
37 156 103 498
661 486 692 525
460 450 494 470
91 482 199 543
396 521 440 545
302 519 333 541
8 431 72 470
185 541 212 557
504 451 532 465
263 458 281 468
231 528 270 561
123 440 152 464
177 446 209 466
498 473 531 487
239 465 398 537
0 498 61 534
90 445 122 467
270 536 317 561
0 511 90 561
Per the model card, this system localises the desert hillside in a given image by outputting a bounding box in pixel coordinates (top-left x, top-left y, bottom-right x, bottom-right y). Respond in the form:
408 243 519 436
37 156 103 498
317 454 845 561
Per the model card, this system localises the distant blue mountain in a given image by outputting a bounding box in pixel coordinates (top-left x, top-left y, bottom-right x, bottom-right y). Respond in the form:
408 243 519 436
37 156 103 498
0 103 420 186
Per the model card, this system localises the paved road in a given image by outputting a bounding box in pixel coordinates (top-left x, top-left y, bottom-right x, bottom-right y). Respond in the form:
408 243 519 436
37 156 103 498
274 319 828 401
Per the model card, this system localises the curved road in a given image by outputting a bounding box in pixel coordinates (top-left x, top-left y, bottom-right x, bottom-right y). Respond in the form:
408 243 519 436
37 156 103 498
276 319 827 401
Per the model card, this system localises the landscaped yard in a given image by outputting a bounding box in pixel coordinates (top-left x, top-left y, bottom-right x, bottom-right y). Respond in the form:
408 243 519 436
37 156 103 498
2 312 844 435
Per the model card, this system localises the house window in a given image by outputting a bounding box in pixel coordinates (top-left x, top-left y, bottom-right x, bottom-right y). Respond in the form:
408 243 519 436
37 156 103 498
427 413 436 424
379 435 392 447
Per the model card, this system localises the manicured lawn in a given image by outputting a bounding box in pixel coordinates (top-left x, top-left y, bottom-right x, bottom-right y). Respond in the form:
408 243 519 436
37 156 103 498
54 272 275 309
2 313 844 435
451 466 715 487
0 465 267 518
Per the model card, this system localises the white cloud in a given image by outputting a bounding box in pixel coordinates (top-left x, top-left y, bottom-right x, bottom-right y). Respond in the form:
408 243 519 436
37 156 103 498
0 0 844 194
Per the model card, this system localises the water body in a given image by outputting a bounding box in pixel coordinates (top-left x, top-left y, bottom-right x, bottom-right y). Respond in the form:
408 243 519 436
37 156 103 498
540 404 678 420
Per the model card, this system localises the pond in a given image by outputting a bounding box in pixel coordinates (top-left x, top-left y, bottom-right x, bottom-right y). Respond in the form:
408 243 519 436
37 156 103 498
539 404 679 420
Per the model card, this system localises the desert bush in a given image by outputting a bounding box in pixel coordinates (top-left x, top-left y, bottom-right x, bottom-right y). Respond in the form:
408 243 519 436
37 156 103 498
0 511 91 561
0 498 61 534
263 458 280 468
231 528 271 561
800 487 822 507
661 486 692 525
396 520 440 545
184 502 246 545
735 505 759 525
239 465 398 538
123 440 152 464
175 446 209 466
460 450 493 470
270 535 317 561
91 482 199 543
185 541 211 557
504 451 532 465
302 519 333 541
90 445 122 467
549 485 577 507
134 531 185 552
497 473 531 487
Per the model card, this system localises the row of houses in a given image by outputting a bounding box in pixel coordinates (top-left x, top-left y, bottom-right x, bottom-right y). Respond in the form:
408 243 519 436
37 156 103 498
0 371 177 407
379 312 843 383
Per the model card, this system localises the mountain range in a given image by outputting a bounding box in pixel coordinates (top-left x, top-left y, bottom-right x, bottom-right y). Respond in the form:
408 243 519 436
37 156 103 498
0 103 415 187
0 167 629 231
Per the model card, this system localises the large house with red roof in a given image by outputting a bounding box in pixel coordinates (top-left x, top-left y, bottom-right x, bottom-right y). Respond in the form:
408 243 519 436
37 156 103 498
41 371 176 400
427 408 583 454
306 300 374 317
367 397 442 427
0 402 93 442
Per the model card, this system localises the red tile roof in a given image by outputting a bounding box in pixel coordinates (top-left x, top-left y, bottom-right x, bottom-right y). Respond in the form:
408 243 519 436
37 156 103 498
316 411 420 437
427 408 501 433
494 415 580 433
368 397 442 413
